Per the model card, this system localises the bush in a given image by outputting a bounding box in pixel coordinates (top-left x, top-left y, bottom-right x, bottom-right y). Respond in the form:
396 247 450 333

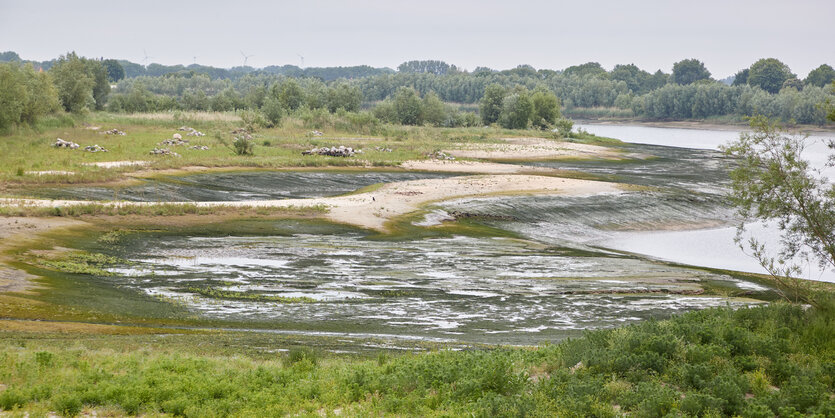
231 136 254 156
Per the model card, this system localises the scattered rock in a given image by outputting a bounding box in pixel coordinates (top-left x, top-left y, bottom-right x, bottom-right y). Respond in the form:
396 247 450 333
25 170 75 176
172 133 183 140
189 145 210 151
310 130 324 136
53 138 79 149
427 151 455 160
101 128 126 136
374 146 393 152
84 144 108 153
231 128 249 135
149 148 180 157
178 126 192 131
302 145 360 157
186 130 205 137
159 138 189 147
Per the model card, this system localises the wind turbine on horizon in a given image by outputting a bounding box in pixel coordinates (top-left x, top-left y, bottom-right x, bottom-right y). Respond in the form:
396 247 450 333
297 53 305 69
142 49 153 66
240 51 254 67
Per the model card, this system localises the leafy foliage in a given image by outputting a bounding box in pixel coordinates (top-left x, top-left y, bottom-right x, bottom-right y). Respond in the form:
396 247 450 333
0 62 60 131
748 58 795 94
671 58 711 85
721 116 835 305
1 304 833 416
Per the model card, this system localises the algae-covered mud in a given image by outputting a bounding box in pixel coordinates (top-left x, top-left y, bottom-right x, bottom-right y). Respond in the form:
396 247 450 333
93 221 763 346
4 125 796 348
18 171 459 202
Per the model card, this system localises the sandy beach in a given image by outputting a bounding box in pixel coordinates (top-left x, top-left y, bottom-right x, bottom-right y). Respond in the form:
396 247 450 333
0 175 619 231
443 137 620 160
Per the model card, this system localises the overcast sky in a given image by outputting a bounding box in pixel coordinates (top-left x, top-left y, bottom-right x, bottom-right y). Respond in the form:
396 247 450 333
1 0 832 78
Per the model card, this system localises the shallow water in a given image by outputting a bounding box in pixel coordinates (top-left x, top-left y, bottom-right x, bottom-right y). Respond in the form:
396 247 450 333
522 123 835 281
26 171 458 202
106 227 761 345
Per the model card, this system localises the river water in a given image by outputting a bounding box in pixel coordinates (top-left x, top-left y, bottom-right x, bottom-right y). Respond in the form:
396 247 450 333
72 123 833 346
571 123 835 282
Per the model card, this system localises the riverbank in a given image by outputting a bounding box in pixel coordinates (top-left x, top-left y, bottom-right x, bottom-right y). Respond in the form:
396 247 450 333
577 118 835 134
0 175 620 231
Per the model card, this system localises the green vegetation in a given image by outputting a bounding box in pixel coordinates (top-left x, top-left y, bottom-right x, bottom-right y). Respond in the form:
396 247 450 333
722 116 835 306
0 304 832 416
3 52 834 133
32 251 123 277
671 58 712 85
0 201 327 218
0 62 60 132
187 286 316 303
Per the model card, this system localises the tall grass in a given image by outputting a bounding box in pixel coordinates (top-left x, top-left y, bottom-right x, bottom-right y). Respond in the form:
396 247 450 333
0 304 832 416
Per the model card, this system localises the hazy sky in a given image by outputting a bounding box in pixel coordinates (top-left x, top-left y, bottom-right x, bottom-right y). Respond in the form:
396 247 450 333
1 0 832 78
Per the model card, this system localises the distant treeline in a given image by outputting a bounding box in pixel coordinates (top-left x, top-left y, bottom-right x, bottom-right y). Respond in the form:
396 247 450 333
0 51 394 81
1 51 834 132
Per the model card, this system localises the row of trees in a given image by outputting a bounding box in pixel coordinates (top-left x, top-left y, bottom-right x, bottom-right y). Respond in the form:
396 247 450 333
371 87 480 128
479 85 565 130
0 63 60 131
0 52 114 131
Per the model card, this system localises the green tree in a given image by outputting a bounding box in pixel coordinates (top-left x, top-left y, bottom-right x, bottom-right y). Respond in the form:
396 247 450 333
479 84 506 125
671 59 711 85
804 64 835 88
748 58 794 94
49 52 95 113
261 96 283 127
610 64 652 94
392 87 423 125
421 91 446 127
0 63 27 130
563 62 608 79
721 117 835 305
397 60 457 75
781 77 803 91
498 91 533 129
102 59 125 82
732 68 749 86
0 62 60 131
277 79 305 111
530 89 560 129
326 83 362 112
85 59 110 110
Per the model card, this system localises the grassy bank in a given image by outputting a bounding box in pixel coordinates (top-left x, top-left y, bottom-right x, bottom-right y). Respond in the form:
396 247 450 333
0 303 833 416
0 111 615 188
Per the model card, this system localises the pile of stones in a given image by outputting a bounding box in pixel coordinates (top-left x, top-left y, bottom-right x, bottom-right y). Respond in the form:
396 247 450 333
427 151 455 160
149 148 179 156
84 144 108 153
101 128 126 136
179 126 205 136
159 133 189 146
53 138 79 149
302 145 362 157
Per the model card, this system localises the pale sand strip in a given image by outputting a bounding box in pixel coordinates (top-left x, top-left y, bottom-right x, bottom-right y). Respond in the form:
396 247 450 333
0 217 86 293
400 160 561 174
0 175 618 231
443 137 619 160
